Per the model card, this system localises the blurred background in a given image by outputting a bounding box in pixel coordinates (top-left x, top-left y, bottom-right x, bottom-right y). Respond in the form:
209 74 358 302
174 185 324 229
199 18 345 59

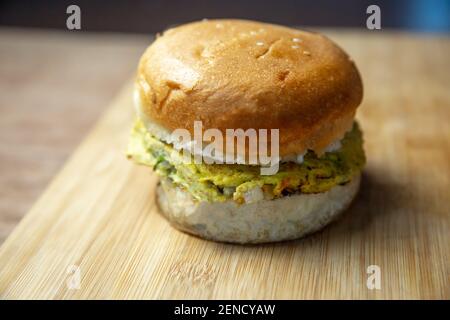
1 0 449 33
0 1 449 243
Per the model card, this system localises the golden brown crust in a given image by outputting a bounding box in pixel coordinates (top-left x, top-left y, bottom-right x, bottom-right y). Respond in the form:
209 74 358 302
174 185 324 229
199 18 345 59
136 19 363 156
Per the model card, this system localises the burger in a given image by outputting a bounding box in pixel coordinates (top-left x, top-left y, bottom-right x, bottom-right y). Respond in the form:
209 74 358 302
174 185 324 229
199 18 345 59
127 19 365 243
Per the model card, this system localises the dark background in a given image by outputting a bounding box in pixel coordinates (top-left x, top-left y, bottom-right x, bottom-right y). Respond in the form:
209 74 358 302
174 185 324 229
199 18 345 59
0 0 449 33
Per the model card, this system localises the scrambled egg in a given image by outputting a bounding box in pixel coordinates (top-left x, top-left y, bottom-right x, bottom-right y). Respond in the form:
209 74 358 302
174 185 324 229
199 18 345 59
127 120 365 202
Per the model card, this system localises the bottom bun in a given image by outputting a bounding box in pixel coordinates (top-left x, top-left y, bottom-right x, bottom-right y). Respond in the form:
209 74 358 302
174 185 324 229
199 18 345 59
156 173 361 244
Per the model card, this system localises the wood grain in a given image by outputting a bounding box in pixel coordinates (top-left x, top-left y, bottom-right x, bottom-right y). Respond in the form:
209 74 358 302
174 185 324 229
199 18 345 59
0 30 449 299
0 28 149 243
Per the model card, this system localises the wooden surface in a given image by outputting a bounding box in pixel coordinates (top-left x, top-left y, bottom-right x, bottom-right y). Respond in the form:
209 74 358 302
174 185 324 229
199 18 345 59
0 30 449 299
0 28 150 243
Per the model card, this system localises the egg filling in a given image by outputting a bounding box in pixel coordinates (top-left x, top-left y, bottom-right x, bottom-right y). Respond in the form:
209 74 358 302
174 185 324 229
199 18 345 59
127 120 365 203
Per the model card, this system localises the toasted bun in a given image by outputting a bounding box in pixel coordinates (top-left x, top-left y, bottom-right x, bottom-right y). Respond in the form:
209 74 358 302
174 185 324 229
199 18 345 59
156 173 360 244
136 19 363 156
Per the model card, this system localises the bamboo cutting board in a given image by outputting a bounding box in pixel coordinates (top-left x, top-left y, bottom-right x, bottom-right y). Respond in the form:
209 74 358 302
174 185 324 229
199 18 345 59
0 31 449 299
